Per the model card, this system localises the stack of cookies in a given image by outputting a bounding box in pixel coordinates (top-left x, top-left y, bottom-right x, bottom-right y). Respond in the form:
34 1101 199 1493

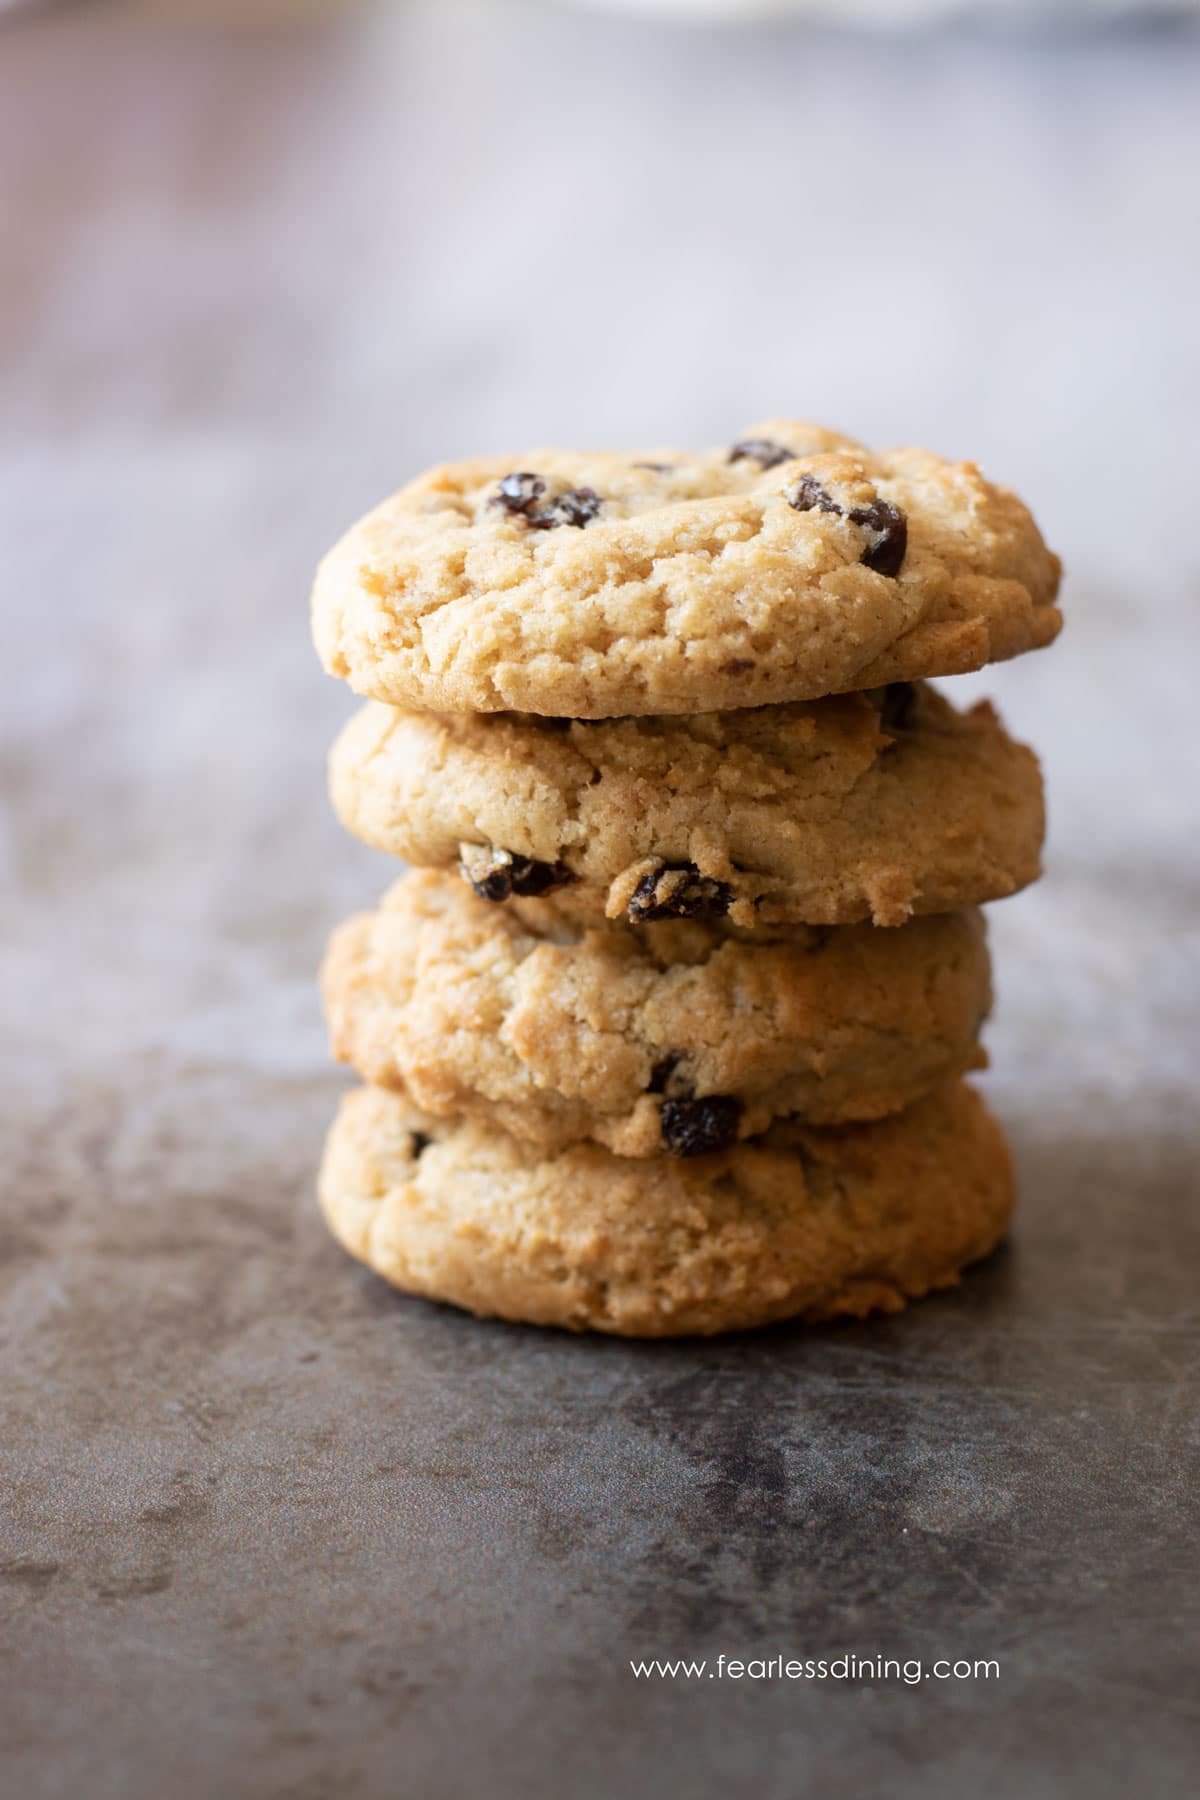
312 421 1061 1337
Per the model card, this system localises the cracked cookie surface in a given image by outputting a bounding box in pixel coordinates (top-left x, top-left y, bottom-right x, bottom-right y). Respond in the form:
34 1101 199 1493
318 1080 1013 1337
311 419 1061 718
329 681 1044 928
322 871 992 1155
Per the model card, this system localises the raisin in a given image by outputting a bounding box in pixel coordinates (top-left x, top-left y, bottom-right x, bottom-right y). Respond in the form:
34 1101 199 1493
471 867 516 902
787 476 907 577
490 471 546 517
460 847 574 902
492 474 601 531
728 438 794 470
660 1095 743 1158
626 863 733 924
849 499 907 577
410 1132 432 1159
787 473 841 516
526 486 602 531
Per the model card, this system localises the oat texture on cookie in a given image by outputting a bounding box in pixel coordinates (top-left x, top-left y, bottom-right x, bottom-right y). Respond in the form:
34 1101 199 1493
312 420 1061 720
313 421 1061 1335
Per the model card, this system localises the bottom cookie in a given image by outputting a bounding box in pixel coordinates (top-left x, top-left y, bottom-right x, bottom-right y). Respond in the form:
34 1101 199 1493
318 1080 1012 1337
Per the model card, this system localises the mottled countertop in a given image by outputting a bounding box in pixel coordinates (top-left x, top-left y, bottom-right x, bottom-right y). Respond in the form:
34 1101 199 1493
2 4 1199 1796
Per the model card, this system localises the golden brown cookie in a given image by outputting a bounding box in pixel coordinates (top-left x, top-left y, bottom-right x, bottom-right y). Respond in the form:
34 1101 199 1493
318 1079 1013 1337
311 421 1060 719
322 871 991 1155
329 682 1044 928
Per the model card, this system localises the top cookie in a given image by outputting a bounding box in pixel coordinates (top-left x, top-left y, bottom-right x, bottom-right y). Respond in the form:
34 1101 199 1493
312 419 1061 718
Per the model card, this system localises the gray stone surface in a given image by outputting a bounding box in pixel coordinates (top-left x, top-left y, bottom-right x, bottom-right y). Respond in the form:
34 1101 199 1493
2 5 1199 1797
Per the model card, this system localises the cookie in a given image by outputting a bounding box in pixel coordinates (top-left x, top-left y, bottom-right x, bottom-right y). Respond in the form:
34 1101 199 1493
329 681 1044 928
322 870 991 1155
311 420 1061 718
318 1080 1013 1337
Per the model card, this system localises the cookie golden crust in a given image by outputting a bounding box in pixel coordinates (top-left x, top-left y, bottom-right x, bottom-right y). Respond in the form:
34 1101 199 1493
311 421 1061 718
329 682 1044 929
318 1081 1013 1337
322 871 991 1155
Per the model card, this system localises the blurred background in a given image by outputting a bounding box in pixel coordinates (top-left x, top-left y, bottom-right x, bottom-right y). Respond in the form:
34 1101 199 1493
3 4 1200 1794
